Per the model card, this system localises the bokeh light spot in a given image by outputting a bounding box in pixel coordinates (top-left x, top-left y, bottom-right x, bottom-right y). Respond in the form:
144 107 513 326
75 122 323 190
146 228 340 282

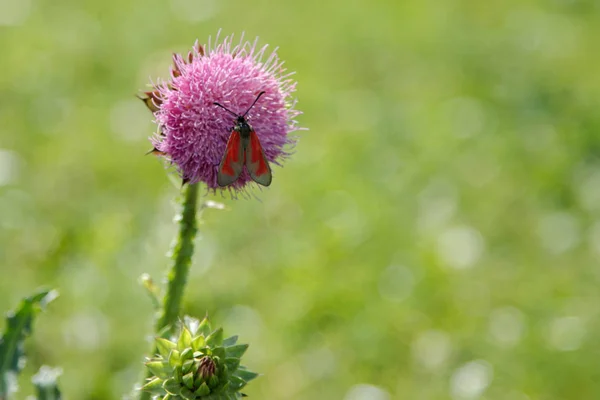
62 311 109 351
378 265 415 303
537 212 580 255
110 99 153 142
437 225 485 270
575 166 600 212
450 360 493 400
344 384 391 400
301 346 336 380
547 316 586 351
0 0 32 25
0 149 20 186
170 0 218 22
488 307 526 347
588 220 600 259
418 179 459 233
441 97 486 139
411 330 452 372
224 305 263 343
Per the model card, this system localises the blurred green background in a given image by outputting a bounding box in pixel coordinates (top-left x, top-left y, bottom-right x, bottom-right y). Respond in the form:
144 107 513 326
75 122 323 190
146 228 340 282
2 0 600 398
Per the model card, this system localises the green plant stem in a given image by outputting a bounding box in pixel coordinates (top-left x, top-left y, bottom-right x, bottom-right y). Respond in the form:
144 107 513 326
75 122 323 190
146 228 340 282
138 182 199 400
156 182 199 331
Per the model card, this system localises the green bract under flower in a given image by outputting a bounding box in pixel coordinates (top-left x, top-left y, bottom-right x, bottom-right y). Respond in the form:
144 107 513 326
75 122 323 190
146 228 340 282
142 316 258 400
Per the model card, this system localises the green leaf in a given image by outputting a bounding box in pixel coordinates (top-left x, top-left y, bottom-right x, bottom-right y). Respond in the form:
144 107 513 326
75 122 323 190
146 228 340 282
223 336 238 347
197 316 212 337
139 273 161 310
146 361 172 379
229 375 246 391
217 393 238 400
156 338 177 358
182 371 194 390
179 386 195 400
212 347 226 360
219 381 230 394
218 365 229 381
178 327 193 352
224 344 248 359
0 289 58 397
224 357 240 372
191 335 205 352
183 316 200 336
208 375 219 388
162 378 180 395
180 348 194 362
32 365 62 400
141 377 165 395
194 382 211 397
168 350 181 368
157 324 173 340
233 368 259 383
206 328 223 347
181 359 194 375
174 365 183 383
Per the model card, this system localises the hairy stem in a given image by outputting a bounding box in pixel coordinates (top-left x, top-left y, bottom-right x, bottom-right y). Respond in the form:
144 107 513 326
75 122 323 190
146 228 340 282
156 182 199 331
138 182 199 400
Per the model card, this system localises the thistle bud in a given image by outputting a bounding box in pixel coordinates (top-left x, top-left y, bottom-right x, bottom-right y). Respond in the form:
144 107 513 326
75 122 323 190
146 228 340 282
197 356 216 380
141 316 258 399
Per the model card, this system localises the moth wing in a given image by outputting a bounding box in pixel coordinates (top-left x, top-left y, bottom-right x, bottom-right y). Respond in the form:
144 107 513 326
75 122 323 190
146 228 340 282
245 130 272 186
217 130 244 186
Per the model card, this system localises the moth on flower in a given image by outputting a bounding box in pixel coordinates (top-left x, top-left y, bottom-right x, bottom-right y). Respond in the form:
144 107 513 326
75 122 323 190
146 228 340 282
139 33 302 193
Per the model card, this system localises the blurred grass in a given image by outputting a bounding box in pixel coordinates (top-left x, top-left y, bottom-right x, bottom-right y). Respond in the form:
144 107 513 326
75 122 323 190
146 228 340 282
1 0 600 398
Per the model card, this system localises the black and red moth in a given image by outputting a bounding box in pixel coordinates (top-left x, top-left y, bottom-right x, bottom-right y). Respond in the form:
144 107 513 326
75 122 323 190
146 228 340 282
213 91 272 187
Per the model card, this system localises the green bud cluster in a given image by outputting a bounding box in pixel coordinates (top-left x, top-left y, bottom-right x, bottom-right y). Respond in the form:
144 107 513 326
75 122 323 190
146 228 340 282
142 316 258 400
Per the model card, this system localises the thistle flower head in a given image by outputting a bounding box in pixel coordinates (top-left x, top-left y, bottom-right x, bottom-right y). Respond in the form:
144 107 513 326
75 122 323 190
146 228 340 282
141 32 301 192
142 316 258 400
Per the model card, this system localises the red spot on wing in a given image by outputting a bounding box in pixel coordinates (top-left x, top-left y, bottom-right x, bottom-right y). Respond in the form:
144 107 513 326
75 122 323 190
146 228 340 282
246 130 272 186
248 131 270 176
217 130 244 187
220 130 242 176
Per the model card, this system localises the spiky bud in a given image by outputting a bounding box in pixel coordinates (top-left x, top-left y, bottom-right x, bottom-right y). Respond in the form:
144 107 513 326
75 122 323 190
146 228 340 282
141 316 258 400
197 356 216 380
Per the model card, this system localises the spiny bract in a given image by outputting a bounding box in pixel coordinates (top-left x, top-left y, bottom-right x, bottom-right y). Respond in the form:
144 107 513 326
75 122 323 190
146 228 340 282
141 316 258 400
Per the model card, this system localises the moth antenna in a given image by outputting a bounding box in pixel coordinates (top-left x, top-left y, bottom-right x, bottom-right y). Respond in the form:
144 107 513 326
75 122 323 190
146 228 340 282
214 91 265 118
213 102 239 117
242 91 266 118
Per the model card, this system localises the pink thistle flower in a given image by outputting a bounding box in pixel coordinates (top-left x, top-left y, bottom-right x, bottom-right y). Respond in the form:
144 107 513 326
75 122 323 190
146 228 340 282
140 32 302 193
